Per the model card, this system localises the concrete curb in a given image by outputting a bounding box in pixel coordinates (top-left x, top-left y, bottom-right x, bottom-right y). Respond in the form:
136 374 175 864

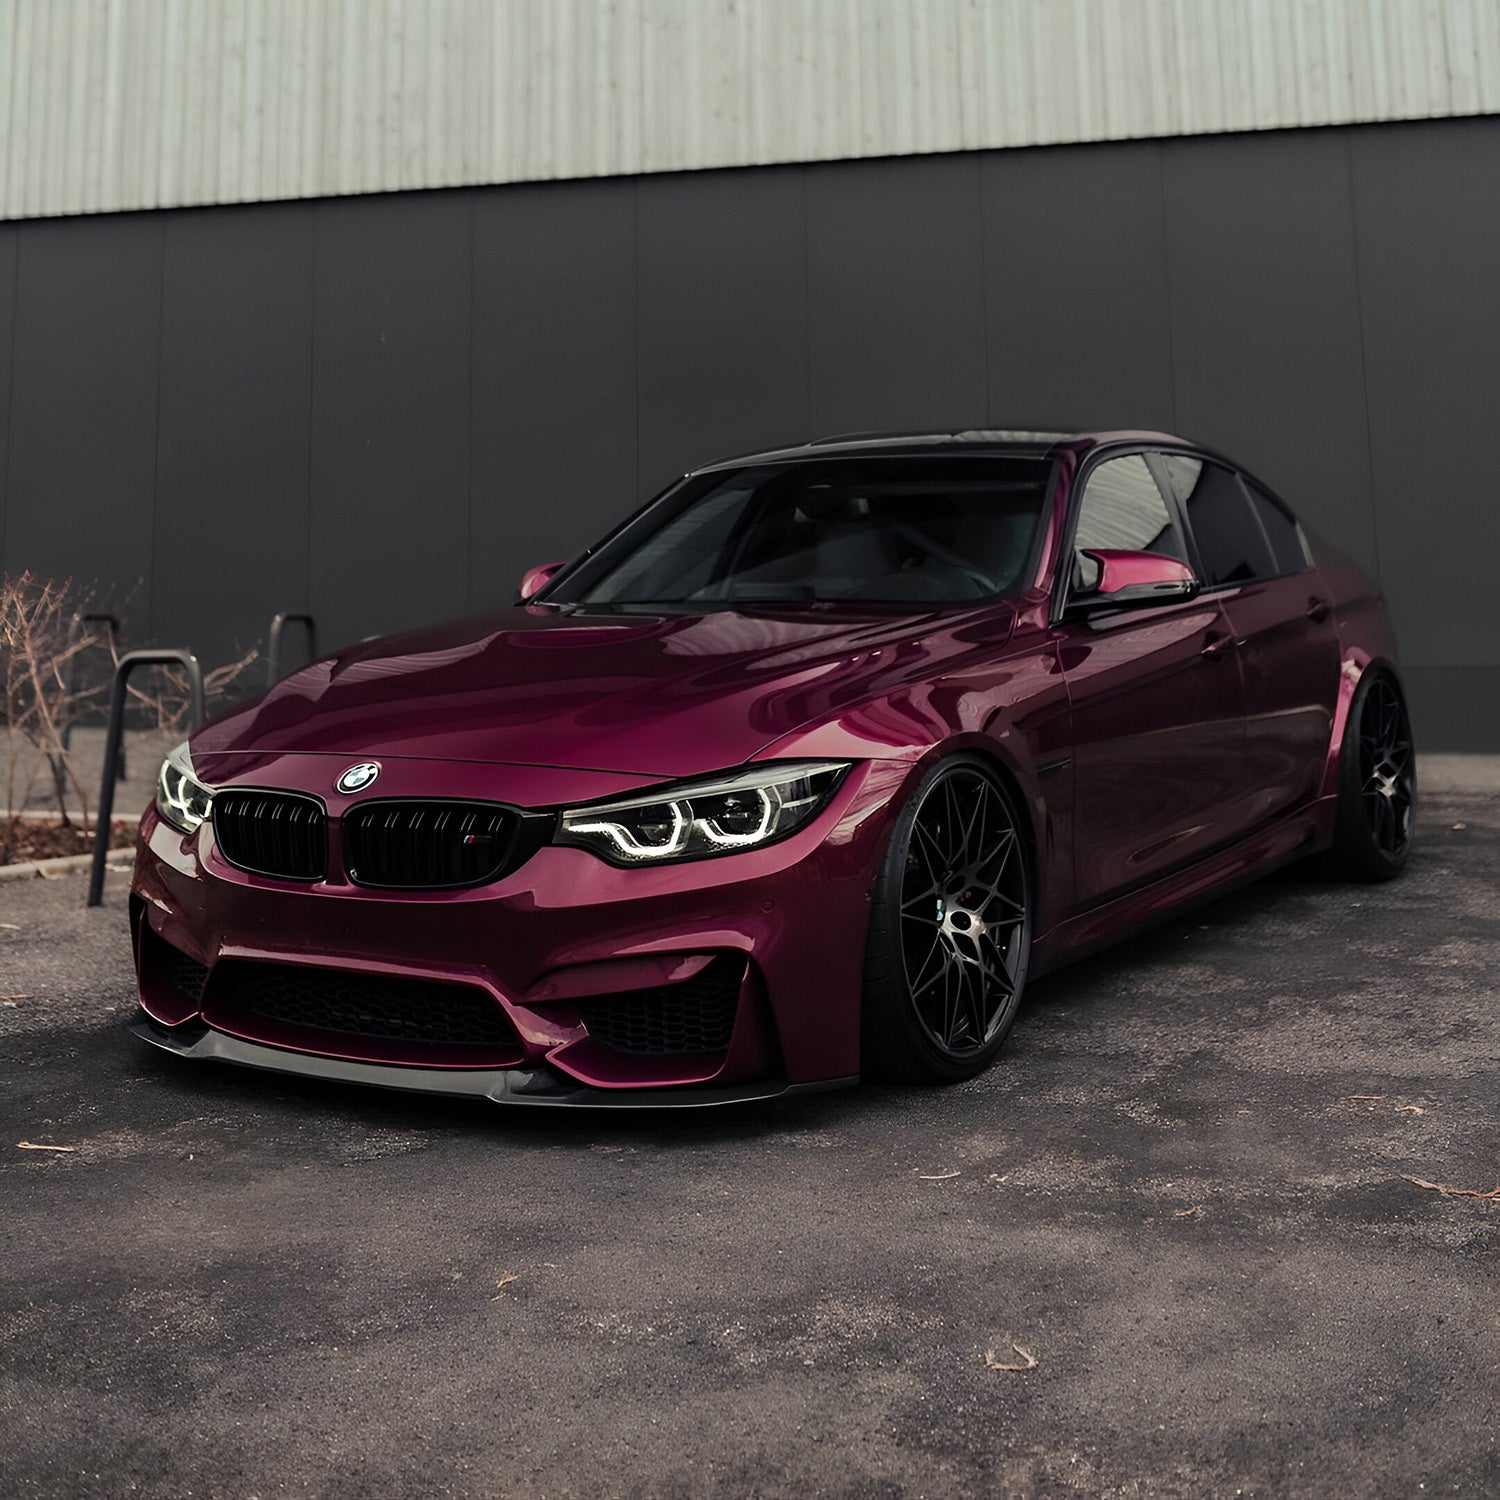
0 850 135 884
2 810 141 825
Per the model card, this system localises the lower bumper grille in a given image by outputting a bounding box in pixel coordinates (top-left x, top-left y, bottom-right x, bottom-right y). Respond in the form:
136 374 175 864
576 956 743 1055
209 960 516 1049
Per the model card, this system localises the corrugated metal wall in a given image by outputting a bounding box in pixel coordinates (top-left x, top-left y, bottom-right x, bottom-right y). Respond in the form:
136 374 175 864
3 0 1499 220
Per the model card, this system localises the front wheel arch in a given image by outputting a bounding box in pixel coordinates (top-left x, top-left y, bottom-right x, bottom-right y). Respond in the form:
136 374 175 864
860 750 1036 1084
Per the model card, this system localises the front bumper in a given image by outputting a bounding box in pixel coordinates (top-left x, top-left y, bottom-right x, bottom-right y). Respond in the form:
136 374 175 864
130 755 910 1104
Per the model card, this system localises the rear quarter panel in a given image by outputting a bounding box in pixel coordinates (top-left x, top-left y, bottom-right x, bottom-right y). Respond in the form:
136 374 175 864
1308 529 1404 799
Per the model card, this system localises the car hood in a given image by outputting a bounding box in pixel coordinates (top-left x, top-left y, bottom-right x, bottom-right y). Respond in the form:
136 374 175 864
192 603 1017 777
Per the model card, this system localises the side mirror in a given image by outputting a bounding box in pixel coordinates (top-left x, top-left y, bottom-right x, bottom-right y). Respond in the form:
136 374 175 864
518 561 568 602
1068 549 1199 614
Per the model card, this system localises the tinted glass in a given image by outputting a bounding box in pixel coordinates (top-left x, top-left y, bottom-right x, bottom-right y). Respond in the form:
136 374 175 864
1073 454 1187 562
1245 479 1310 575
549 456 1053 607
1162 457 1276 586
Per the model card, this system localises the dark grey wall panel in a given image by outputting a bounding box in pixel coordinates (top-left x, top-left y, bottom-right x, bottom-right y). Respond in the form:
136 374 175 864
1406 668 1500 753
0 225 15 565
307 194 472 650
1351 117 1500 671
154 206 314 668
982 141 1174 431
1164 131 1378 572
807 156 987 436
636 168 810 497
471 179 637 609
5 215 162 633
2 120 1497 746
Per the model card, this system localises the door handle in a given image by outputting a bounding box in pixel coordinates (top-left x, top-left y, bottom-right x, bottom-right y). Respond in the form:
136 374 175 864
1200 631 1234 661
1305 596 1331 623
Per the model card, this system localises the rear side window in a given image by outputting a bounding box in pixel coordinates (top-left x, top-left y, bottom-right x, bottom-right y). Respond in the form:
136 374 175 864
1245 480 1311 575
1159 456 1276 586
1073 454 1188 564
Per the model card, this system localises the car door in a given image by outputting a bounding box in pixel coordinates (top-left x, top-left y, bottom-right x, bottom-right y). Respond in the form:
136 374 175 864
1154 454 1342 828
1056 452 1249 911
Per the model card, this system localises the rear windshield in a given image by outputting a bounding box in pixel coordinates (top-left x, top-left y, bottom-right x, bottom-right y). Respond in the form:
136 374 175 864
546 455 1054 608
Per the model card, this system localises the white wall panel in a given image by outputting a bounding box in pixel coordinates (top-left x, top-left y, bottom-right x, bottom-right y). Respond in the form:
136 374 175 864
2 0 1498 219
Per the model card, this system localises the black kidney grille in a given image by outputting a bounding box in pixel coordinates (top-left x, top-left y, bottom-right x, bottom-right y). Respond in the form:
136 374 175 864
212 790 327 881
343 801 517 889
576 956 743 1056
210 960 516 1049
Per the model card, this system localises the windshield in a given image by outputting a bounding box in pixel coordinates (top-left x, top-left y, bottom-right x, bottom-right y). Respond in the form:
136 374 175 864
546 455 1054 608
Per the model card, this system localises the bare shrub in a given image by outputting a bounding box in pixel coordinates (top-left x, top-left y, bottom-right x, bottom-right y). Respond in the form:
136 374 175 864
1 572 261 864
0 573 107 862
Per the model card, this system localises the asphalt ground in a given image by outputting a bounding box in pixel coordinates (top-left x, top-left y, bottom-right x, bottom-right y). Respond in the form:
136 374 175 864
0 782 1496 1498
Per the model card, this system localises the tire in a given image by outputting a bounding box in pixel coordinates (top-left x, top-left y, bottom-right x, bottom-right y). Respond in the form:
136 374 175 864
1321 669 1416 882
861 754 1034 1083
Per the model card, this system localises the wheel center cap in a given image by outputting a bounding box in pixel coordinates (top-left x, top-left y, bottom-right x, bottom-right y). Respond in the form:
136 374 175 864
943 906 986 941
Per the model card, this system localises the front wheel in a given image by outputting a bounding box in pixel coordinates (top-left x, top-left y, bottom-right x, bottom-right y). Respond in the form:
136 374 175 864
1321 669 1416 882
861 756 1033 1083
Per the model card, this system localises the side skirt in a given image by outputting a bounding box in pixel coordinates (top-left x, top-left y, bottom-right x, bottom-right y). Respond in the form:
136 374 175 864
1029 796 1336 978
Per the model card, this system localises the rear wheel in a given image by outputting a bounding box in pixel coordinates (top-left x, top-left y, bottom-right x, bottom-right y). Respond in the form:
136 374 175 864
1322 669 1416 882
861 756 1033 1083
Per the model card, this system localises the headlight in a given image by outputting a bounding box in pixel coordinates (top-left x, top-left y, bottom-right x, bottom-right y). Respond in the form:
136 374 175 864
556 761 850 865
155 741 214 833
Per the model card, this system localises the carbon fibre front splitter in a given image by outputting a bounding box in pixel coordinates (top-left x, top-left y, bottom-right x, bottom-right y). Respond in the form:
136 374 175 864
129 1014 854 1109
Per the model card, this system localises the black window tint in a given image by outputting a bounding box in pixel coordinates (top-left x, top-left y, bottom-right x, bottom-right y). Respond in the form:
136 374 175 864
1245 480 1310 575
1164 457 1276 586
1073 455 1187 564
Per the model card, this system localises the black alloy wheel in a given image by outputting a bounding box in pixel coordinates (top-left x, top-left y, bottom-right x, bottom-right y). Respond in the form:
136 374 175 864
1358 674 1415 859
862 756 1033 1082
1323 669 1416 882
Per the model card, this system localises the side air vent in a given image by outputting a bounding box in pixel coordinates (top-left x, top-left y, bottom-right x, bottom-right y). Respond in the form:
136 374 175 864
343 800 519 889
141 924 211 1003
211 790 327 881
575 956 743 1056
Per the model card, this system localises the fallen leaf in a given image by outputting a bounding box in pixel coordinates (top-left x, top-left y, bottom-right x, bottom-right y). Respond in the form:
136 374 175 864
17 1141 75 1153
985 1344 1038 1372
1452 822 1466 831
1402 1175 1500 1200
1173 1205 1203 1218
917 1169 960 1181
1395 1104 1427 1116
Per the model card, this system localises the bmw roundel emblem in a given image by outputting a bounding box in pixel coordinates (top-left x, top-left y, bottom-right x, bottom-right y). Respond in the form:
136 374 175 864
336 761 381 795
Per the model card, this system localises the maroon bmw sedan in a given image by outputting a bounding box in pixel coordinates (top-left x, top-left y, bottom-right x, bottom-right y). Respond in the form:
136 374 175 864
131 429 1414 1107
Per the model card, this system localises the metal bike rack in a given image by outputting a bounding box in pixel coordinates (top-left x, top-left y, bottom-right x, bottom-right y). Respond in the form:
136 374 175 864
61 611 125 772
87 649 205 908
267 611 317 689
